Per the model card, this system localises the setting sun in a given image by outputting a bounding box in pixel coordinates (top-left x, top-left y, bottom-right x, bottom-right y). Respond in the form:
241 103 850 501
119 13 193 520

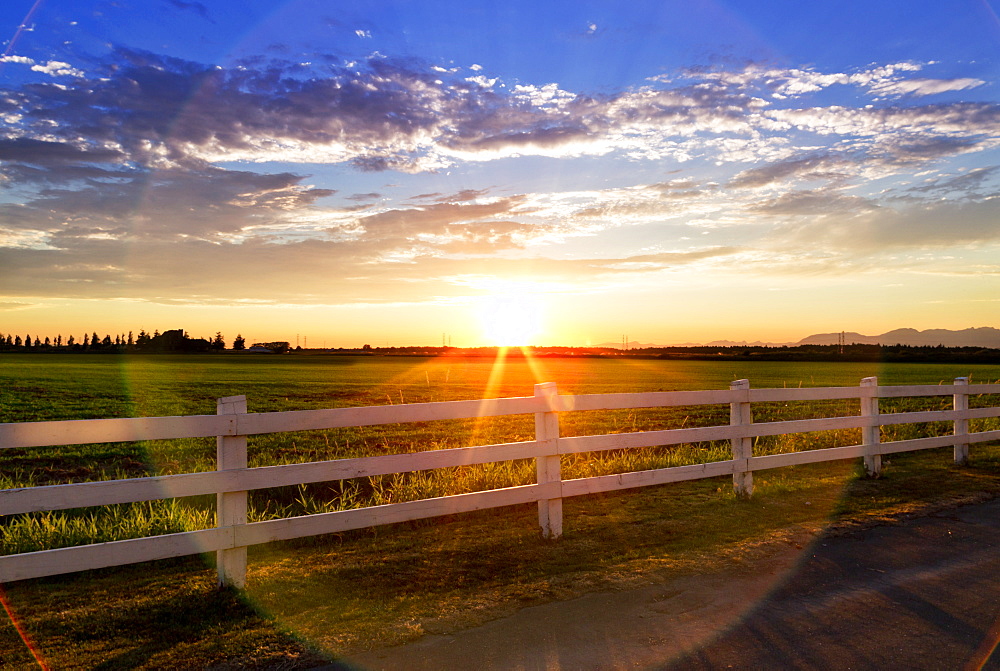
478 290 544 347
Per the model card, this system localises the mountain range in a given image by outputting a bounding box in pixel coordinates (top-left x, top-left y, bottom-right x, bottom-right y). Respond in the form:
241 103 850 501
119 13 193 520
602 327 1000 349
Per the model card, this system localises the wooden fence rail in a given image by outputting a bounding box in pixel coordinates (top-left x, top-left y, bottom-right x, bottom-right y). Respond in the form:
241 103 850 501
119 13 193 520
2 377 1000 586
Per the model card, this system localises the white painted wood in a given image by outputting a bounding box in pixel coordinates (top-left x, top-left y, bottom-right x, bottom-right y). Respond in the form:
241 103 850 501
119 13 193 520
877 409 959 426
748 444 868 470
558 425 739 454
970 429 1000 444
0 471 227 515
555 389 738 412
967 384 1000 395
236 483 559 546
217 396 248 589
4 379 1000 584
954 377 970 466
968 407 1000 420
730 379 753 497
748 415 869 437
876 384 963 398
0 527 231 583
878 434 965 455
237 396 542 435
0 440 554 516
534 382 563 539
748 387 864 402
0 414 232 450
560 460 739 497
861 377 881 477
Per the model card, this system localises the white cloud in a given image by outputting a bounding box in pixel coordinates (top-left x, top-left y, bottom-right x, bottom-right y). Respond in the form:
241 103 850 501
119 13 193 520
30 60 84 77
2 50 997 304
1 55 34 65
869 77 985 97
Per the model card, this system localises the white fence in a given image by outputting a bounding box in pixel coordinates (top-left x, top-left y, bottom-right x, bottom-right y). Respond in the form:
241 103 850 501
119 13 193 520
2 377 1000 587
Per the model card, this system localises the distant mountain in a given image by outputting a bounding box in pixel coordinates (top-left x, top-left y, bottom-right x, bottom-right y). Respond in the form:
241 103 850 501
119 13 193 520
598 327 1000 349
797 327 1000 348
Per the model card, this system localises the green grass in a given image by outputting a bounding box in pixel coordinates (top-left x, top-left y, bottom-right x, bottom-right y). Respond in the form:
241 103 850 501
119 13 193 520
2 353 1000 668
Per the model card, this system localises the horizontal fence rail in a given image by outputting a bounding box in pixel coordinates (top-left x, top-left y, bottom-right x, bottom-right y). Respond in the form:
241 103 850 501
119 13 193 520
2 377 999 585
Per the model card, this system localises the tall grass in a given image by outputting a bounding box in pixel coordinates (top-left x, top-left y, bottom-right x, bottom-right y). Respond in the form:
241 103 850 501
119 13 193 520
3 355 999 555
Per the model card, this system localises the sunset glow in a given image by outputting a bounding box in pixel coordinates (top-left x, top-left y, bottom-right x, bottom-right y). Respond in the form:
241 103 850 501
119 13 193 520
0 1 998 346
478 291 545 347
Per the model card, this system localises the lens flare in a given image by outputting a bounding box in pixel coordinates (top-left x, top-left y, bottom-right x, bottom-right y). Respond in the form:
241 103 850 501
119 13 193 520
1 585 48 669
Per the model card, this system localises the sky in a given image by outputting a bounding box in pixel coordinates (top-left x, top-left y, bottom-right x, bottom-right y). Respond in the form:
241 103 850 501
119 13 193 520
1 0 999 348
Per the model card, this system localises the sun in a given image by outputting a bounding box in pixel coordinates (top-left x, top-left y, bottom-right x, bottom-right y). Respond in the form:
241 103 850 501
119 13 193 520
477 288 544 347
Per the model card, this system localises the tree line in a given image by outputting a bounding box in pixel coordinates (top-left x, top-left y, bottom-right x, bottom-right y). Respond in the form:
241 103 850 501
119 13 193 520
0 328 249 353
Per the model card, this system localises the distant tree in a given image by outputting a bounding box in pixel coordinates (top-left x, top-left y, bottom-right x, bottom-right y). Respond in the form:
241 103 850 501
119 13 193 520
67 334 75 347
92 332 100 348
15 335 22 347
44 336 51 347
127 331 134 347
25 334 31 348
83 333 90 348
4 335 11 347
362 344 373 351
56 334 62 347
136 330 150 348
232 334 246 351
33 336 41 347
102 334 112 348
212 332 226 350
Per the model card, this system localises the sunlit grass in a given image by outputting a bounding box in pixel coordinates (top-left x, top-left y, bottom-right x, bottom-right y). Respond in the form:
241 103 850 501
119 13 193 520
2 354 1000 667
2 354 998 554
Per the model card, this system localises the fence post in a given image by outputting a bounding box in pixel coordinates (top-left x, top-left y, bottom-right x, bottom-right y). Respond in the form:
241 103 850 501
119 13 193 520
954 377 970 466
217 395 248 588
729 379 753 498
861 377 881 477
534 382 562 539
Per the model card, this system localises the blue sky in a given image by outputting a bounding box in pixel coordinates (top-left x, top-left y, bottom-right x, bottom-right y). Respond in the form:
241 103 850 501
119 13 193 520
1 0 999 346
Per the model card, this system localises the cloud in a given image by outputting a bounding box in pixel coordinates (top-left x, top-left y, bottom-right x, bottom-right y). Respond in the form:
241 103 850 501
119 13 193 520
166 0 212 21
730 155 851 189
681 61 983 101
2 48 998 305
771 197 1000 255
6 49 995 181
0 165 335 242
30 60 84 77
870 77 985 97
746 190 878 216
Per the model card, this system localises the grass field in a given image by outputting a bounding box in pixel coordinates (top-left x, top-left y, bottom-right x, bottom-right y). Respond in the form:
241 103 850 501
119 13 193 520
2 353 1000 668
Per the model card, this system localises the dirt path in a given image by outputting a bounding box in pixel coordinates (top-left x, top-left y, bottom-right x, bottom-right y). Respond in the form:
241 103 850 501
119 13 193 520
335 498 1000 671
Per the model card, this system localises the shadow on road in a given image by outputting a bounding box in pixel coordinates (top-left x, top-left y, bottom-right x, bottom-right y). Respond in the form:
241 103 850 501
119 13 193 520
343 497 1000 671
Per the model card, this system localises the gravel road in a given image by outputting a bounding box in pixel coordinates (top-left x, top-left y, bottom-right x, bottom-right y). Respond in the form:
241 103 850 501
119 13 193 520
335 497 1000 671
